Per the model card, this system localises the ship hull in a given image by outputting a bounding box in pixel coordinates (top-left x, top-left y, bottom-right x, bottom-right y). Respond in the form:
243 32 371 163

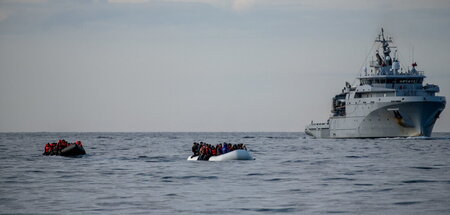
307 99 445 138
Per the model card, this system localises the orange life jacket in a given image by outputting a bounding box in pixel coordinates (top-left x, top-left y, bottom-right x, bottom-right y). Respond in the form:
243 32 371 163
45 144 51 153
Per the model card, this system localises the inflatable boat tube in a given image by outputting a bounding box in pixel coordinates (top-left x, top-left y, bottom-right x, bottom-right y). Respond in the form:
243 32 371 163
60 144 86 156
187 150 254 161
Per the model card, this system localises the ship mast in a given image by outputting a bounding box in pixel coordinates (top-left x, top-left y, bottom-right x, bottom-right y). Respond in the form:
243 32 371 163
368 28 403 75
375 28 393 66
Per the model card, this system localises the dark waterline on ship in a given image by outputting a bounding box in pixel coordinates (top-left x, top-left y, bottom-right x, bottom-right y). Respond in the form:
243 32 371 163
1 132 450 214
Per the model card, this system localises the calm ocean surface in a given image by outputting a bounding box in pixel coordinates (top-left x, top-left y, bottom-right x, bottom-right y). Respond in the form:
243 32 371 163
1 132 450 214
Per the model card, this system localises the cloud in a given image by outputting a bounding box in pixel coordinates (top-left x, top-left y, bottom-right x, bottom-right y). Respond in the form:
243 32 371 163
106 0 258 11
104 0 450 11
298 0 450 10
232 0 256 11
1 0 48 3
108 0 150 3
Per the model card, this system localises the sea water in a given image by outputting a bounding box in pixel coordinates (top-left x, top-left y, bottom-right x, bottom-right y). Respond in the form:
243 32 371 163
0 132 449 214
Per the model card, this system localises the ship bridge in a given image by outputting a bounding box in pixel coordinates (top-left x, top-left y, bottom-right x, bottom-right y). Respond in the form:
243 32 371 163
354 27 439 97
356 70 439 97
358 73 425 89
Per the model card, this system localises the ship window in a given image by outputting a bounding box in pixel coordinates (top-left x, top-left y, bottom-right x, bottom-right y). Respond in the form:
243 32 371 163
398 78 422 84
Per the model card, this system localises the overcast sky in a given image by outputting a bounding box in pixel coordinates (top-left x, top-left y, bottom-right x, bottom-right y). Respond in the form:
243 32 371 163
0 0 449 132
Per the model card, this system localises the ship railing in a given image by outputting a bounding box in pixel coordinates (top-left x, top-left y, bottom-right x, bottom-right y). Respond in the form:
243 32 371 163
414 70 425 76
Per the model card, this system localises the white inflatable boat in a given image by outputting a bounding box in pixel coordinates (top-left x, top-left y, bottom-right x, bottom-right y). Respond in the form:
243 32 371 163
187 150 254 161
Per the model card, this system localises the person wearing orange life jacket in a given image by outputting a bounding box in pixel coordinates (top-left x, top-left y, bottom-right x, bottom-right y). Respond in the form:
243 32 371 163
61 140 68 149
201 144 211 160
207 145 211 154
50 143 57 155
43 143 52 155
56 140 63 152
76 141 83 147
211 146 217 156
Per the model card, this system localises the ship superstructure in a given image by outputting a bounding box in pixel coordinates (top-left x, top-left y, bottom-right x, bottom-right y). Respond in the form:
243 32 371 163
305 28 446 138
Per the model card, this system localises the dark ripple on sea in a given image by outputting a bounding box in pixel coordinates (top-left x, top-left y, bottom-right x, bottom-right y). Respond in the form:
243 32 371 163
0 132 450 214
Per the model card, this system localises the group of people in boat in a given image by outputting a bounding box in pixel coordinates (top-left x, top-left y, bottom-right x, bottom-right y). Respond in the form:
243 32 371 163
43 139 84 156
191 142 247 161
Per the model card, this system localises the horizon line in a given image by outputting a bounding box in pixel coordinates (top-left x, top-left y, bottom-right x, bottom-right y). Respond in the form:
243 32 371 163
1 131 449 133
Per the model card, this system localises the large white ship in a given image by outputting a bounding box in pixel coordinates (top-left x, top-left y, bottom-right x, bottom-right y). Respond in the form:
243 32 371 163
305 28 446 138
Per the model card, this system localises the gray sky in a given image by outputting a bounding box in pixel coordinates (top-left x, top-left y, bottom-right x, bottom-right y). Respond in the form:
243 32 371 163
0 0 449 132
